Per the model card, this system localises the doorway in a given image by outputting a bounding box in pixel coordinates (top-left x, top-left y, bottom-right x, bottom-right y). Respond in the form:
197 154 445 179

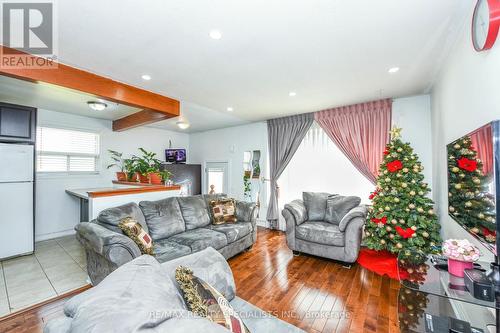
205 161 229 194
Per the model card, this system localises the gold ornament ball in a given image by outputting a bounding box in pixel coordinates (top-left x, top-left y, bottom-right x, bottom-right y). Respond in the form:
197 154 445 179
378 207 384 212
411 233 417 238
478 213 485 219
417 207 424 213
385 177 391 182
411 180 416 184
389 234 395 239
451 167 459 173
428 209 434 215
454 183 462 189
391 219 397 224
401 183 408 188
405 208 410 212
409 191 416 196
459 173 465 178
473 178 481 184
399 219 405 224
465 201 472 207
411 226 417 231
419 191 424 195
403 168 409 173
471 227 479 234
396 243 403 249
385 206 391 211
422 231 429 238
396 174 402 178
408 204 416 209
385 187 389 191
421 183 427 188
365 231 371 237
386 226 392 232
383 170 388 174
380 239 386 245
394 198 400 203
430 242 435 246
453 144 461 149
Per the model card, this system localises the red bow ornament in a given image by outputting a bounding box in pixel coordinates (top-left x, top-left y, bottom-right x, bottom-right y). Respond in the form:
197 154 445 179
371 216 387 227
396 226 415 239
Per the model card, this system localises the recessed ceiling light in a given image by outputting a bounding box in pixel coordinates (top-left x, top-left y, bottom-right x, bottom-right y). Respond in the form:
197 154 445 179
87 101 107 111
227 107 234 112
209 30 222 40
289 91 297 97
176 121 190 130
388 67 400 74
141 74 151 81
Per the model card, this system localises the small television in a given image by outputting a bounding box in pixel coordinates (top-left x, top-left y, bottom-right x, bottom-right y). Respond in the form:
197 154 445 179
447 121 499 259
166 148 186 164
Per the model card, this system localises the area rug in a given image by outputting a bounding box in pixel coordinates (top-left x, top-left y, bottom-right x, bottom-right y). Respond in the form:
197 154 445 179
357 248 406 280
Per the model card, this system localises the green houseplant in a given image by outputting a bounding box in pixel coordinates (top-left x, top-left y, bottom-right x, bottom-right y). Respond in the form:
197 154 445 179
106 150 127 181
130 148 166 184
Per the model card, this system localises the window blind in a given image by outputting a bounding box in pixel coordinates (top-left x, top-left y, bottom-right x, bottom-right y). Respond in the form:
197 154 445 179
36 127 100 173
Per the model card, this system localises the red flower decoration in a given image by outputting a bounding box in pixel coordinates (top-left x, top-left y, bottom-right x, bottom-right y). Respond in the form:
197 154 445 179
483 227 496 237
457 157 477 172
396 226 415 239
383 149 389 156
371 216 387 225
387 160 403 173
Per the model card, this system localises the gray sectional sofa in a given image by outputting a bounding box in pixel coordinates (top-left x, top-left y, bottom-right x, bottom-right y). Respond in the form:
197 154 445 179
44 248 305 333
76 194 257 285
282 192 368 263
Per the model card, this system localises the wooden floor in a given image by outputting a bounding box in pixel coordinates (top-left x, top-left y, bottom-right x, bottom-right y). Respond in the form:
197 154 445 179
0 227 400 333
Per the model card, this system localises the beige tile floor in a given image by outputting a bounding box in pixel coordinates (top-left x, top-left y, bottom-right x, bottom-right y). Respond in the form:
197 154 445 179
0 235 87 317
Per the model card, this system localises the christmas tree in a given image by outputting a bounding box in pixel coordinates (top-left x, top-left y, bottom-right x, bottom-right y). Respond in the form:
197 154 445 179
447 135 496 243
365 127 441 254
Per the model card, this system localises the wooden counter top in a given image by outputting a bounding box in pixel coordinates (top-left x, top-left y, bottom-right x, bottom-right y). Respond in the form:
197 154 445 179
66 184 181 199
112 180 160 186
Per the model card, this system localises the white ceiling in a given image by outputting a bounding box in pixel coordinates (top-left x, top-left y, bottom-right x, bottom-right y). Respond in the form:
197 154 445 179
3 1 472 132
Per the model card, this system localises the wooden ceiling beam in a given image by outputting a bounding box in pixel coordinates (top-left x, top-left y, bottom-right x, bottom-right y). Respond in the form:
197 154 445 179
0 45 179 131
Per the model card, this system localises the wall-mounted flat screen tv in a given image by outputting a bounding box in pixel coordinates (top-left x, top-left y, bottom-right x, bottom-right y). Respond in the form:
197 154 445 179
166 149 186 163
447 121 499 257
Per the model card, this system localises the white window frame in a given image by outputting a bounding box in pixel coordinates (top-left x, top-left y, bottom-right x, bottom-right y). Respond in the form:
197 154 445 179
36 125 101 175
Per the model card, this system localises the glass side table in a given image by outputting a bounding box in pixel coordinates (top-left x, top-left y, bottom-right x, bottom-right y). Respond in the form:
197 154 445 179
397 250 497 333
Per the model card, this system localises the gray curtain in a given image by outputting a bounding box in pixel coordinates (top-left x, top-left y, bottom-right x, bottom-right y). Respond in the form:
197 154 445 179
266 113 314 229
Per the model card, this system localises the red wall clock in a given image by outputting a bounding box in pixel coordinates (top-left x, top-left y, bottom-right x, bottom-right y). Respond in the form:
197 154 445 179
472 0 500 51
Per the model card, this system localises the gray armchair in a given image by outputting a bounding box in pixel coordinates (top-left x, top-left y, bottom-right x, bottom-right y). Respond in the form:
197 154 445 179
281 192 367 263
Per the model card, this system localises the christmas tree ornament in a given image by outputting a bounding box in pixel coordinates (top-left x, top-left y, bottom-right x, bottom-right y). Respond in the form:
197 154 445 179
465 201 472 207
452 167 459 173
408 204 415 209
454 144 461 149
391 219 398 224
386 226 392 232
411 226 417 231
394 198 400 203
459 173 465 178
389 234 395 239
419 191 424 196
401 183 408 188
403 168 409 173
422 232 429 238
396 243 403 249
449 206 455 212
409 191 416 196
428 209 434 215
417 207 424 213
455 183 462 189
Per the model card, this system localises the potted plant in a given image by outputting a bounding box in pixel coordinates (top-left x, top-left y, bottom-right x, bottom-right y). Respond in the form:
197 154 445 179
106 150 128 181
159 169 173 185
135 148 164 184
442 239 481 277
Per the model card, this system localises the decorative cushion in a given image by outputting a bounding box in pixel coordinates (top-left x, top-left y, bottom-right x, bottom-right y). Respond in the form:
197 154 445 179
139 197 186 241
210 199 237 224
324 195 361 225
118 217 154 255
295 221 345 247
177 196 212 230
96 202 148 234
175 266 250 333
302 192 331 221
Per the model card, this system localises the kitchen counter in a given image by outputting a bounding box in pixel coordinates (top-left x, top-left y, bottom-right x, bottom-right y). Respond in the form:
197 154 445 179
66 183 181 222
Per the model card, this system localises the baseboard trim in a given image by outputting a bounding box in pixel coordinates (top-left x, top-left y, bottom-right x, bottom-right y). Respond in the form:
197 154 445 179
35 229 76 242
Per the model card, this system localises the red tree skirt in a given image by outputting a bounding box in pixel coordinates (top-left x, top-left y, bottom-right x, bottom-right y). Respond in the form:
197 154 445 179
357 248 406 280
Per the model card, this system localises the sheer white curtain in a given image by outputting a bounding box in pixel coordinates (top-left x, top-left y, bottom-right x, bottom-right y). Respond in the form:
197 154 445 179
277 122 373 229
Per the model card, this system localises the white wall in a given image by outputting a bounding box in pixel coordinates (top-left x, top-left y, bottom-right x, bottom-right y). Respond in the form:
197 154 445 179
188 122 269 223
36 109 190 241
430 5 500 261
188 95 433 229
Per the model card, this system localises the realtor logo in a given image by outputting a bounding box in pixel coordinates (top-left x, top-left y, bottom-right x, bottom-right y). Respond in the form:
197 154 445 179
1 0 57 68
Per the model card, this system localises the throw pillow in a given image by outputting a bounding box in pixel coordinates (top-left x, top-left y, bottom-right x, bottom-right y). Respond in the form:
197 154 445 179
325 195 361 225
118 217 154 255
302 192 332 221
209 199 237 224
175 266 250 333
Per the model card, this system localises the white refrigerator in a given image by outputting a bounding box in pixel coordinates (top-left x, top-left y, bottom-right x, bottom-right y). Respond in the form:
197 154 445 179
0 143 34 259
